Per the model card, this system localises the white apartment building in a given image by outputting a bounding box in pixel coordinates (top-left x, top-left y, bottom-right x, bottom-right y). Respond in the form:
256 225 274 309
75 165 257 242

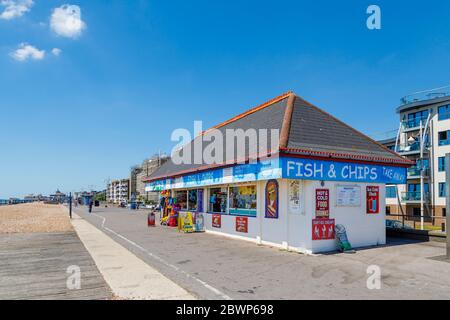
379 86 450 228
107 179 130 204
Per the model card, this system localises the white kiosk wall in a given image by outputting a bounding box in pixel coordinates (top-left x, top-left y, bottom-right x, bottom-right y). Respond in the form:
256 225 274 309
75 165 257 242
304 180 386 253
201 179 386 254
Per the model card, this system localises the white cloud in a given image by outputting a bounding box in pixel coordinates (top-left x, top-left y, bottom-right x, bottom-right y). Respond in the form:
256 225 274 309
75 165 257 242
10 43 45 61
50 4 86 39
0 0 33 20
52 48 62 56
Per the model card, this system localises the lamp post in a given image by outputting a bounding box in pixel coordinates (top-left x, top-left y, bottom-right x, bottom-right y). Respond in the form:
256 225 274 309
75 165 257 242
445 154 450 259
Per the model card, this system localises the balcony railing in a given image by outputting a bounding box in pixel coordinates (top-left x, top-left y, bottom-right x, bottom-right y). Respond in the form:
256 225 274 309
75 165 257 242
400 85 450 105
397 142 421 153
401 191 430 202
402 117 428 130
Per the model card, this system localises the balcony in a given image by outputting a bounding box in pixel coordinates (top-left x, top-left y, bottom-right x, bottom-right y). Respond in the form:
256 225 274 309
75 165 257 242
397 141 421 154
407 166 429 178
401 117 428 131
401 191 430 203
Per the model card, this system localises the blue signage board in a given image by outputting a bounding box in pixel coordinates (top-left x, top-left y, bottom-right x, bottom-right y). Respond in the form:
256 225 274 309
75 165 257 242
282 157 407 184
145 158 281 191
145 156 407 191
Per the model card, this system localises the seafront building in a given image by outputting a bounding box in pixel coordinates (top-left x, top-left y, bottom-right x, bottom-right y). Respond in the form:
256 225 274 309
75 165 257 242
144 92 410 254
378 86 450 228
107 179 130 204
130 154 169 203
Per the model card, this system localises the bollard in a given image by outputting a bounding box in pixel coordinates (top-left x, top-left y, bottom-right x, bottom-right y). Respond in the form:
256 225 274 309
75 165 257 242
148 211 156 227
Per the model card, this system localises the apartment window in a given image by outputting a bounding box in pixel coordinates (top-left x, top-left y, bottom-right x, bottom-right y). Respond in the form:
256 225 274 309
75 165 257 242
443 208 447 217
439 183 446 197
386 186 397 199
439 157 446 172
386 206 391 215
439 131 450 146
208 187 227 213
438 105 450 121
405 110 429 128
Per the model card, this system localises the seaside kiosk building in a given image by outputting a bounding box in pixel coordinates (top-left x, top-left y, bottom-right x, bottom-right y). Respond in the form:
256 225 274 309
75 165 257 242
144 92 412 254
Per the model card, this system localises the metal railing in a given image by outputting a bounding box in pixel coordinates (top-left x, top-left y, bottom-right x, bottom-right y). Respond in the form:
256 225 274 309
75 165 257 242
400 85 450 105
407 166 429 177
401 191 430 202
387 214 447 232
397 142 421 153
401 117 428 130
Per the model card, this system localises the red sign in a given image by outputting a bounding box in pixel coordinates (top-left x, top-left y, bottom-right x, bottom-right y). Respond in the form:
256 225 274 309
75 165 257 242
315 189 330 218
312 219 335 241
235 217 248 233
366 186 380 214
212 214 221 228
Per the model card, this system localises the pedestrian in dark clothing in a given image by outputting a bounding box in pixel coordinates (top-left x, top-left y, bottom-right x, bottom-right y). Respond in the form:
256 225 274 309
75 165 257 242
89 200 93 213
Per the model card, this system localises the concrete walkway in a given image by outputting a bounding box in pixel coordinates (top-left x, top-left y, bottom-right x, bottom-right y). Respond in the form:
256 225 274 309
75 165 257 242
74 207 450 300
71 213 195 300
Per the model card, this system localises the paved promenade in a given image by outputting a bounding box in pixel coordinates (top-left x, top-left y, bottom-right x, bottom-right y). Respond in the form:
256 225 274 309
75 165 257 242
75 206 450 300
71 213 195 300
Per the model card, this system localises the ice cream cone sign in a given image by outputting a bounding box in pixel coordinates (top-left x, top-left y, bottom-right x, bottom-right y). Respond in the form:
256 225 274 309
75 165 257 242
265 180 279 219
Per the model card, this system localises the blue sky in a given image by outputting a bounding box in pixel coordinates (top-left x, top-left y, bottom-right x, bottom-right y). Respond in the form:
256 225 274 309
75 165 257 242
1 0 450 198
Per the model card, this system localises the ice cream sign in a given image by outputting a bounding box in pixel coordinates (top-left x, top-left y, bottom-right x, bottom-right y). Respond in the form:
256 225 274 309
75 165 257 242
283 158 407 184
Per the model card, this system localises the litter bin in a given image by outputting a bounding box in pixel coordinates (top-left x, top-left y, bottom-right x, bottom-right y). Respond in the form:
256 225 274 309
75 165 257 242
95 200 100 207
130 202 137 210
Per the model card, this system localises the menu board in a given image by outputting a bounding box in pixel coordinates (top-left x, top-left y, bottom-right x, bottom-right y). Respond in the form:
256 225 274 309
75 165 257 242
336 185 361 207
289 181 301 214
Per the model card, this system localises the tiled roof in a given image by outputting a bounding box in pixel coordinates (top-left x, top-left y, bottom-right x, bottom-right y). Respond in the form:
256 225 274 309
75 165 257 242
144 92 412 182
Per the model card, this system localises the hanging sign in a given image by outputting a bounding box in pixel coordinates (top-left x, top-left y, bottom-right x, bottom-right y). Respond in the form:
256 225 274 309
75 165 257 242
336 185 361 207
366 186 380 214
236 217 248 233
289 180 301 214
212 214 221 228
265 180 279 219
315 189 330 218
312 218 335 240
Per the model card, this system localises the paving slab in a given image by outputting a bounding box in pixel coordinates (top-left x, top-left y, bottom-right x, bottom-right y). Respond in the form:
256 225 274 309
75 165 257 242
74 206 450 300
71 213 195 300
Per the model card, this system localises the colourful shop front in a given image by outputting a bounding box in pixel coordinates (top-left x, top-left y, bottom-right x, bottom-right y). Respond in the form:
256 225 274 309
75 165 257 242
144 92 411 254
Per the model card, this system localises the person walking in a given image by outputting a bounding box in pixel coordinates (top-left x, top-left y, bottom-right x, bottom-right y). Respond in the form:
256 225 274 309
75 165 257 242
88 199 93 213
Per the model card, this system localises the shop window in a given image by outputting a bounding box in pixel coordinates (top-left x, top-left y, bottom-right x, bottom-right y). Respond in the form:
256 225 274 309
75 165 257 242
229 185 257 217
175 190 187 210
208 188 227 213
188 190 198 211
